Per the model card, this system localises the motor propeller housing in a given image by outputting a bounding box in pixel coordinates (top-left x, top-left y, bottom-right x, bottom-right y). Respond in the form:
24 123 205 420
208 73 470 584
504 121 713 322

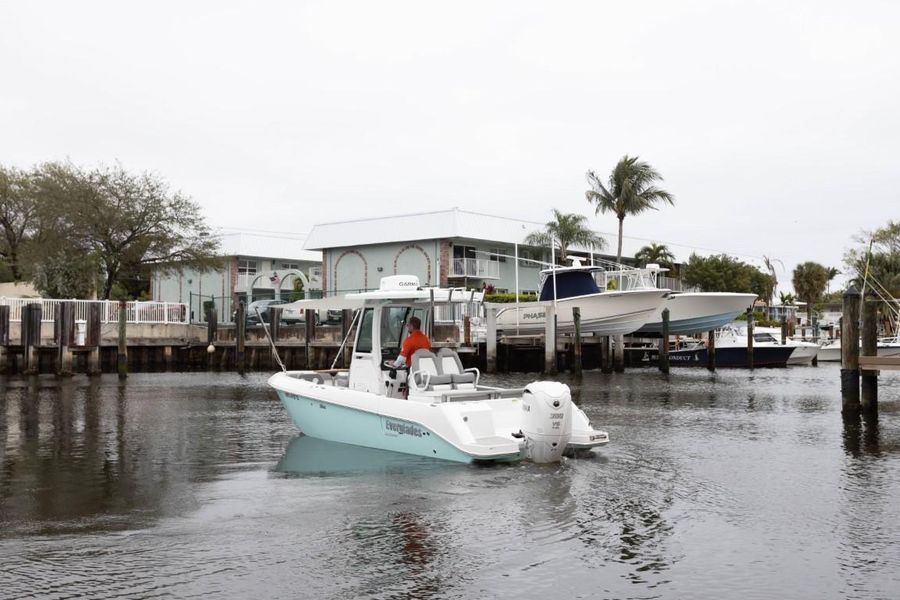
521 382 573 463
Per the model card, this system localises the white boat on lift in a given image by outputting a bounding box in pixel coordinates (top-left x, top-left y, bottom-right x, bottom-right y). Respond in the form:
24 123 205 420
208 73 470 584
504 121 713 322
631 265 757 335
494 259 670 336
267 275 609 464
817 335 900 362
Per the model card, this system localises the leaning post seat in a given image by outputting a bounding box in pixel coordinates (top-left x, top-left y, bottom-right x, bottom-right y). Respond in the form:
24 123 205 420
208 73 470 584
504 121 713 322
437 348 480 388
409 349 453 392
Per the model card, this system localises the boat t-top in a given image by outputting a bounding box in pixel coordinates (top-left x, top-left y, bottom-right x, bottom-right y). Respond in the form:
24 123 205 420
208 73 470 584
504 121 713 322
267 275 609 464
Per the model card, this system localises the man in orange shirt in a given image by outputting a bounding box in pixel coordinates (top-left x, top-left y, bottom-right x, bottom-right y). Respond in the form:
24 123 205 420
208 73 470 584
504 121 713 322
391 316 431 368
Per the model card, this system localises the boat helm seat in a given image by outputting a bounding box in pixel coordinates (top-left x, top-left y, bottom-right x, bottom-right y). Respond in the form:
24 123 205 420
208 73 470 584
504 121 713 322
437 348 480 389
289 371 326 385
409 349 453 392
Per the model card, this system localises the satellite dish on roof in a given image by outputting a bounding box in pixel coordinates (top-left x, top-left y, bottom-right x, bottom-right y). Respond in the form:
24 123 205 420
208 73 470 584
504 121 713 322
567 256 584 267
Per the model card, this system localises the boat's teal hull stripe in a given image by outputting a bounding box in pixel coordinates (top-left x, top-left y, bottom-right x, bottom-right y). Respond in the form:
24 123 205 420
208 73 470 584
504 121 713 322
278 391 486 464
637 312 742 335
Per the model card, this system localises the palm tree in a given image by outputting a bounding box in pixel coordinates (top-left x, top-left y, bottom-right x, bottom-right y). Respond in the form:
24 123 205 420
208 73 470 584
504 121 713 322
585 155 674 264
778 291 796 306
524 209 605 265
792 261 830 323
634 243 675 268
825 266 840 292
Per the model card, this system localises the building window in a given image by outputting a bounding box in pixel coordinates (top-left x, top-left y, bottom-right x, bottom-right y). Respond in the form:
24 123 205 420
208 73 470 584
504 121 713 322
238 259 257 275
280 262 300 270
488 248 506 262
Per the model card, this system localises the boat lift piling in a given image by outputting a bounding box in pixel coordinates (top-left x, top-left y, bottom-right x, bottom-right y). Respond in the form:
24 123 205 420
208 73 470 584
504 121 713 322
613 334 625 373
601 336 612 373
745 308 754 370
841 286 861 415
572 307 582 377
486 306 498 374
707 329 716 371
861 295 878 413
544 303 557 375
659 308 670 374
235 302 247 374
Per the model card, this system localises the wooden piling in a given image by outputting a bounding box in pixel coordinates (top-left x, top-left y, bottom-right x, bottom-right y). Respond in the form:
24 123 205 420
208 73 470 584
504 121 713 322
55 302 74 377
861 296 878 413
22 303 41 375
659 308 670 374
304 309 315 369
87 303 101 375
544 304 557 375
207 307 218 344
780 317 788 345
613 334 625 373
601 336 612 374
746 308 754 369
236 302 246 375
463 316 471 346
117 299 127 379
707 329 716 371
572 307 582 377
485 307 497 374
841 286 861 415
0 305 9 374
269 307 281 342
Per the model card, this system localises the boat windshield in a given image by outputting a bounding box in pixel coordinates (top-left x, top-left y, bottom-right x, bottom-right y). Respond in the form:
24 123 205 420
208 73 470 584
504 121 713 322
539 271 601 302
753 333 778 343
380 305 427 354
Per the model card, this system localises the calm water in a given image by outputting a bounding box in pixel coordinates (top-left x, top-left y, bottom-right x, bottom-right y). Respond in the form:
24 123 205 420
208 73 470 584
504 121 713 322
1 367 899 600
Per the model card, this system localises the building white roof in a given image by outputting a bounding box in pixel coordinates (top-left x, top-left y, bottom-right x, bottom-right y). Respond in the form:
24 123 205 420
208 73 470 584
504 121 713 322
303 207 765 268
216 231 321 262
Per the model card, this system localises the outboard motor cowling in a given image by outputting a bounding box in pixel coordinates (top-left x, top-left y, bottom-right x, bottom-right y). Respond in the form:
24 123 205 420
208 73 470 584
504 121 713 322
522 382 573 463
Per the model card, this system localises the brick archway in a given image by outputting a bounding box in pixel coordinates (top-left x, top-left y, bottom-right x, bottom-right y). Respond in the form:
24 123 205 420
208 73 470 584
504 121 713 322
333 249 368 293
393 244 432 285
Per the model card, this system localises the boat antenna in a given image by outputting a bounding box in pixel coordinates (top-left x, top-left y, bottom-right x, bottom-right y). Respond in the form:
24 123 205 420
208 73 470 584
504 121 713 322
255 306 287 372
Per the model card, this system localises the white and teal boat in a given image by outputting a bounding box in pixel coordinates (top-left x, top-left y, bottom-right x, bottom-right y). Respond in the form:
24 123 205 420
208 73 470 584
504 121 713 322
267 275 609 464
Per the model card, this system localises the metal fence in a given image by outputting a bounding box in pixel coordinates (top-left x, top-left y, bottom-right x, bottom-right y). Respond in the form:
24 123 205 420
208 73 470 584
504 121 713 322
0 297 189 324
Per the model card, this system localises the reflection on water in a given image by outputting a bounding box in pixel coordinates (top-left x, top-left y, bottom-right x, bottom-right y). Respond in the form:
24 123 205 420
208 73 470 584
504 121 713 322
1 368 900 599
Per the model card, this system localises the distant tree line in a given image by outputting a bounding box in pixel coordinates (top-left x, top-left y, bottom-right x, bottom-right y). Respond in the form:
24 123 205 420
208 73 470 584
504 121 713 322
0 162 220 299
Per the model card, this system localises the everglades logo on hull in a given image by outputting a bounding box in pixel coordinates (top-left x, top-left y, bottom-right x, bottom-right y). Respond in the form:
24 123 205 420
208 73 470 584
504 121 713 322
384 419 424 438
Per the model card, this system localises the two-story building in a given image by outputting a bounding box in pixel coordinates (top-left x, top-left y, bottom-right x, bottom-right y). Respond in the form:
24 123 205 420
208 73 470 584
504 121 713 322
303 208 624 296
151 231 322 321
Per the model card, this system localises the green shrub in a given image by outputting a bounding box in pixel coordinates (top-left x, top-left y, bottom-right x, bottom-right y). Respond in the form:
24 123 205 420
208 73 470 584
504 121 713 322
485 292 537 303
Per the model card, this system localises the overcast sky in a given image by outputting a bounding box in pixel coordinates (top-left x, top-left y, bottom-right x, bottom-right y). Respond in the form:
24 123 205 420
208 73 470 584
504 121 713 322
2 1 898 291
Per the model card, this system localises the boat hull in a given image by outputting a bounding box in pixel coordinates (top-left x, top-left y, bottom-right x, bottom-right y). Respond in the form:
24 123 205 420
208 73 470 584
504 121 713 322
637 293 757 335
786 344 819 365
818 343 900 362
669 346 794 368
275 387 518 464
495 289 668 336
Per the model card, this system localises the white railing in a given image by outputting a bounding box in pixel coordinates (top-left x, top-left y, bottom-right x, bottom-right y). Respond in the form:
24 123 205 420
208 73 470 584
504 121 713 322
433 301 483 324
0 297 189 324
450 258 500 279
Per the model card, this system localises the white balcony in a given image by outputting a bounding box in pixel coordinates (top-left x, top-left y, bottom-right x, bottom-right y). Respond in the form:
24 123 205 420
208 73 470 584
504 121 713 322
449 258 500 280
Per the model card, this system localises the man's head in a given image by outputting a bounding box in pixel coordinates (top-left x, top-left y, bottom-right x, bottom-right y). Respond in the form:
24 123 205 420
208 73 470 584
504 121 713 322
407 316 422 333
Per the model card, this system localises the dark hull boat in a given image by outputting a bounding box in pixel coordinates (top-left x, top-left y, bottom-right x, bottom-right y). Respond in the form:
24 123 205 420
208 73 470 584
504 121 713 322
668 346 795 368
